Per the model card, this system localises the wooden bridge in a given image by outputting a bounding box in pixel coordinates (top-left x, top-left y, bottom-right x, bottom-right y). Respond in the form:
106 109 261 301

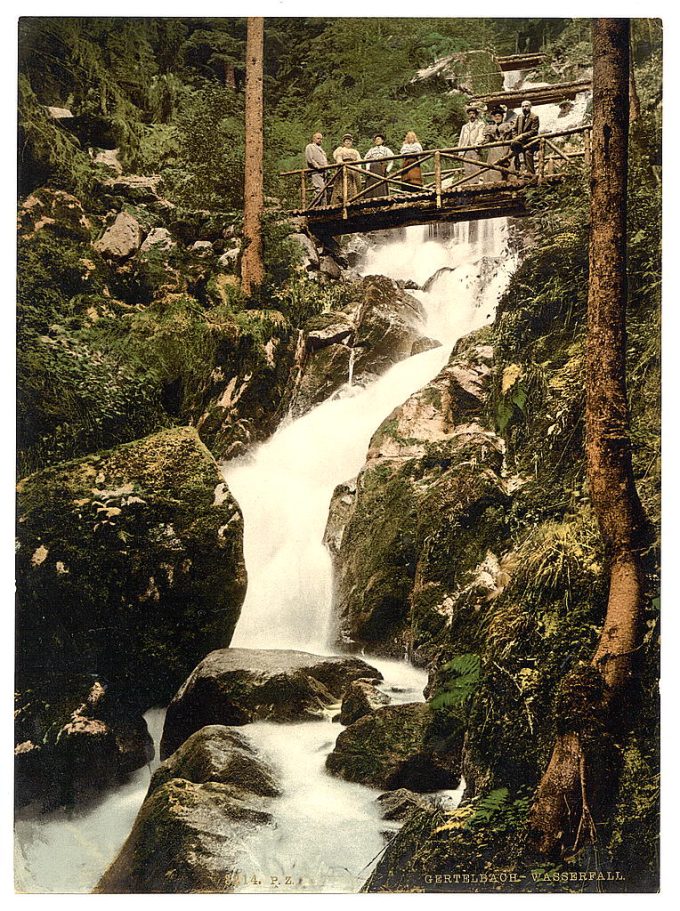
281 125 592 237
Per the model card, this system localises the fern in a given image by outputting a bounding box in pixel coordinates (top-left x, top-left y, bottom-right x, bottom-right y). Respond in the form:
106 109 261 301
468 787 509 827
429 653 481 711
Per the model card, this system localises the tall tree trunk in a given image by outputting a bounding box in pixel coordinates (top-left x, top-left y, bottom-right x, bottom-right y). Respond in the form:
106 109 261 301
527 18 648 859
241 17 265 296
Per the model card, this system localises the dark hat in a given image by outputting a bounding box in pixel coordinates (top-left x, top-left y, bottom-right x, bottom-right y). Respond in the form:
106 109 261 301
342 133 353 141
490 106 505 116
372 132 385 141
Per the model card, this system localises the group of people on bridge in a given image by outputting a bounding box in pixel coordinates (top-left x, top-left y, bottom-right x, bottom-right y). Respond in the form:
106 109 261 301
303 98 544 207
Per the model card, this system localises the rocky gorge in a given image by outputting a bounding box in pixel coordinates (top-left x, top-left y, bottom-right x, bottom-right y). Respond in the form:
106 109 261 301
16 18 660 896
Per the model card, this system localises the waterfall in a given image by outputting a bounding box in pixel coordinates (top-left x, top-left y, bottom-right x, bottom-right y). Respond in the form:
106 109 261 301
15 87 581 894
223 219 514 654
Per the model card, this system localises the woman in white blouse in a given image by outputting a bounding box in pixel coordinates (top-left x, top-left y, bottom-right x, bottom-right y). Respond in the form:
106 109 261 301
400 131 423 190
363 133 394 199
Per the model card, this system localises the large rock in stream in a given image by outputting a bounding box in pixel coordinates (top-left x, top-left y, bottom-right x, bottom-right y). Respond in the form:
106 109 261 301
15 676 153 810
325 335 510 661
16 427 247 712
97 725 278 893
287 275 427 417
326 703 462 791
161 649 382 759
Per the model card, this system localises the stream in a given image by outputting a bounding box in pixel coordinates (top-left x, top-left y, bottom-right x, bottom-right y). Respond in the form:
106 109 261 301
14 217 515 893
222 218 515 891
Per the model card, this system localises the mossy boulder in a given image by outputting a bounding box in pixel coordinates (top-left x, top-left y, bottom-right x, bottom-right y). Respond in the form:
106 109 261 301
287 277 426 418
326 703 462 792
149 724 280 798
161 648 382 758
16 426 247 709
15 676 153 810
96 778 273 893
328 340 509 658
93 211 144 261
98 722 280 892
376 787 436 821
351 275 426 378
339 678 390 725
18 187 92 241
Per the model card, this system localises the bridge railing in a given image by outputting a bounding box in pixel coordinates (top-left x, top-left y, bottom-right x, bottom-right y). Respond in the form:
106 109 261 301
280 125 592 220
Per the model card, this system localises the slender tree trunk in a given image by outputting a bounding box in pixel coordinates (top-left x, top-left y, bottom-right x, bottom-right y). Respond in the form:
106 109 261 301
241 17 265 296
225 61 236 90
527 18 648 859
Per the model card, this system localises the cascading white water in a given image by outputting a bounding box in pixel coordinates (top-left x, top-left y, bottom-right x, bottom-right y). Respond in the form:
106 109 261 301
221 219 515 891
14 709 166 893
13 79 589 892
224 220 513 654
12 220 514 897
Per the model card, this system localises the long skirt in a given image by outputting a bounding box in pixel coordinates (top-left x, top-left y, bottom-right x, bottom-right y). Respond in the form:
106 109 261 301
462 150 483 179
483 145 510 183
401 156 422 190
365 160 389 199
330 168 362 205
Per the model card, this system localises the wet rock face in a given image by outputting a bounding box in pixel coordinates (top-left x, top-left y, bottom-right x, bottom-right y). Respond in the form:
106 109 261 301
15 677 153 810
327 338 509 659
339 678 390 726
96 778 273 893
160 649 383 759
376 787 435 821
149 725 280 798
326 703 462 792
287 276 427 418
352 275 426 378
16 427 247 710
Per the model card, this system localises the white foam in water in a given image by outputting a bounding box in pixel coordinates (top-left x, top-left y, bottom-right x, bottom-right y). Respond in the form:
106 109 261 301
225 219 514 891
13 213 516 897
234 658 467 893
15 82 593 891
225 218 513 654
14 709 166 893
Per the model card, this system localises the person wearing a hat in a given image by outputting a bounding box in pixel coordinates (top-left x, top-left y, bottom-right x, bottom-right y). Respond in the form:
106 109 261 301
331 134 363 205
363 133 395 200
459 105 486 181
510 99 540 175
483 107 513 183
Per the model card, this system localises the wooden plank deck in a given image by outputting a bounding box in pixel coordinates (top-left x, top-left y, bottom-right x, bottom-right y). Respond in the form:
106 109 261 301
295 177 558 237
472 79 591 109
495 53 548 72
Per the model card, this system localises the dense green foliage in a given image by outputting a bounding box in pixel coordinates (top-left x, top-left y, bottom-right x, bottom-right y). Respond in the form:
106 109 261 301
409 35 661 892
16 16 661 892
19 16 576 205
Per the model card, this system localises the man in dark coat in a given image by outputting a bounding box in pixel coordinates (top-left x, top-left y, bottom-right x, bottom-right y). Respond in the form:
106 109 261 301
510 99 540 174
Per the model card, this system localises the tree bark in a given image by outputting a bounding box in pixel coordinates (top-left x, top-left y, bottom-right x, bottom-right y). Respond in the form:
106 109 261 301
527 18 648 859
629 39 641 123
241 17 265 296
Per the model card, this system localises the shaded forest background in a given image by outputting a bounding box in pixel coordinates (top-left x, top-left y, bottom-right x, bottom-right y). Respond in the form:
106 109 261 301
18 16 586 206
